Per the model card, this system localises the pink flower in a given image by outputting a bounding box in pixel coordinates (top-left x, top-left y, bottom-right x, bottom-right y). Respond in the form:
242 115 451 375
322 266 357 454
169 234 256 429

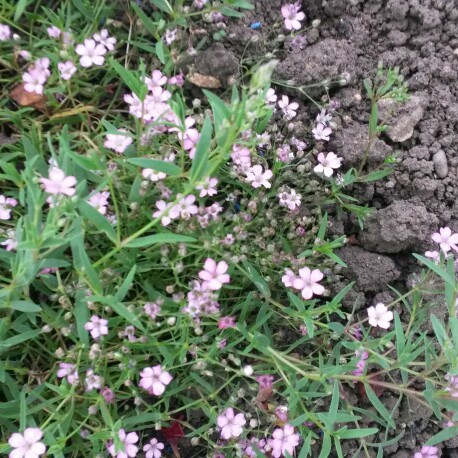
231 144 252 168
266 88 277 105
414 446 439 458
277 189 301 210
143 438 164 458
142 168 167 182
107 429 139 458
139 365 173 396
144 302 161 320
145 70 167 89
152 200 180 226
88 191 110 215
0 195 18 220
316 109 332 125
352 349 369 376
217 408 246 440
175 194 198 219
101 386 115 404
281 3 305 30
292 267 325 300
84 315 108 340
75 39 107 67
58 61 77 80
168 73 185 86
19 50 31 60
57 362 79 385
84 369 103 391
281 269 297 288
431 227 458 254
196 177 218 197
269 424 300 458
218 316 237 329
367 303 393 329
22 69 46 94
0 24 11 41
314 152 342 177
312 123 332 141
164 29 177 45
8 428 46 458
278 95 299 119
47 26 61 38
1 229 17 251
34 58 51 77
39 167 77 196
93 29 116 51
245 164 273 189
425 250 441 263
104 130 132 153
445 373 458 397
198 258 230 290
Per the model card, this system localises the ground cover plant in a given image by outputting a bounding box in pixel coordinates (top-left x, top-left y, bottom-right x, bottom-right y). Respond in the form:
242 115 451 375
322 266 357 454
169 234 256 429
1 1 458 457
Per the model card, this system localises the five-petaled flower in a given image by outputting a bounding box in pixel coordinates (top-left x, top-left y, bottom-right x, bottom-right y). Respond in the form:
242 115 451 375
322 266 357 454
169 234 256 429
217 408 246 440
314 152 342 177
367 303 393 329
278 95 299 119
281 2 305 30
312 123 332 141
84 315 108 340
76 38 107 67
414 445 439 458
39 167 77 196
245 164 273 189
104 130 133 154
8 428 46 458
139 365 173 396
431 226 458 254
199 258 230 290
293 267 325 300
269 424 300 458
107 429 139 458
143 438 165 458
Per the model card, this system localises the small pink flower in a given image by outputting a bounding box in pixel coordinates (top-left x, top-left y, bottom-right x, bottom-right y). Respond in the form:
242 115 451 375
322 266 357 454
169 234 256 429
269 424 300 458
57 362 79 385
76 38 107 67
312 123 332 141
314 152 342 177
19 50 31 60
152 200 180 226
278 95 299 119
281 3 305 30
176 194 199 219
367 303 393 329
196 177 218 197
142 168 166 182
101 386 115 404
352 349 369 376
8 428 46 458
231 144 252 168
144 302 161 320
1 229 17 251
245 164 273 189
85 369 103 391
0 24 11 41
88 191 110 215
58 61 77 80
425 250 440 263
139 365 173 396
145 70 167 89
84 315 108 340
199 258 230 290
217 408 246 440
34 58 51 77
164 29 177 45
292 267 325 300
47 26 61 38
23 68 47 94
266 87 277 105
104 130 132 153
107 429 139 458
414 446 439 458
431 227 458 254
93 29 116 51
0 195 18 220
143 438 164 458
39 167 77 196
168 73 185 86
218 316 237 329
281 269 297 288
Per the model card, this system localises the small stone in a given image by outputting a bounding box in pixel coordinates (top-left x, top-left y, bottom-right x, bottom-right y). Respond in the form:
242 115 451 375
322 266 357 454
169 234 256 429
433 150 448 178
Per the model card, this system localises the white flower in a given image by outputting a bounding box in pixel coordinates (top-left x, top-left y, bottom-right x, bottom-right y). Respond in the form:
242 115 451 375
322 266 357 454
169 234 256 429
104 130 132 153
75 39 107 67
8 428 46 458
367 303 393 329
22 69 47 94
314 152 342 177
142 168 166 182
245 164 273 189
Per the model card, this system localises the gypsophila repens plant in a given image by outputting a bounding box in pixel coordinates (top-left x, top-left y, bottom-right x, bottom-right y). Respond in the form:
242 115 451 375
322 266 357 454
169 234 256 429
0 1 458 457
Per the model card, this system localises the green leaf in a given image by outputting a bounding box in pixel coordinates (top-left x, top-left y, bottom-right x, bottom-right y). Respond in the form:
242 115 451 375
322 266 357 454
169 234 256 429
150 0 173 14
364 383 396 429
110 59 144 98
0 330 41 352
115 265 137 302
317 212 328 240
328 381 340 429
202 90 230 136
337 427 379 439
123 412 162 426
127 158 181 175
78 201 117 243
190 116 213 182
155 40 166 64
131 2 158 36
241 260 271 299
426 426 458 446
394 312 405 356
19 387 27 430
318 434 332 458
413 254 456 288
125 233 197 248
10 301 42 313
14 0 30 21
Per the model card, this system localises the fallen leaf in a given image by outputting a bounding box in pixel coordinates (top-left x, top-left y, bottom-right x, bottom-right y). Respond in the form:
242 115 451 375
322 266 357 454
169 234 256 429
162 417 185 458
187 72 221 89
10 83 46 111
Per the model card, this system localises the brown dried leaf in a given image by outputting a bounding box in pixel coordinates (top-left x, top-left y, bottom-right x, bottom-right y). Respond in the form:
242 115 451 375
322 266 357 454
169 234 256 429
10 83 46 111
187 72 221 89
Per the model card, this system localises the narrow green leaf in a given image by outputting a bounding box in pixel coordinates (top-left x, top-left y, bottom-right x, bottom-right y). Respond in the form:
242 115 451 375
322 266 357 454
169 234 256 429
10 301 42 313
394 312 405 356
155 40 165 64
150 0 173 14
202 90 230 135
14 0 29 20
328 380 340 429
0 330 41 352
78 201 117 243
426 426 458 446
20 388 26 430
413 254 456 288
110 59 143 98
337 427 378 439
127 158 181 175
125 233 197 248
131 2 158 36
317 212 328 240
191 116 213 182
241 260 271 299
115 265 137 302
318 434 332 458
364 383 396 429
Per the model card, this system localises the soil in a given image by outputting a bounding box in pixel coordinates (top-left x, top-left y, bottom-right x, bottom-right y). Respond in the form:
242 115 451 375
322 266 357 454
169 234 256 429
202 0 458 455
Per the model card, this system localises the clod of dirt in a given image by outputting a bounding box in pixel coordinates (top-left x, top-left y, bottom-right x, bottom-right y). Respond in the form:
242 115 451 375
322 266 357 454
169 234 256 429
378 95 427 143
433 150 448 178
274 38 359 86
358 200 439 253
179 44 239 88
337 246 400 292
328 122 391 166
10 83 46 111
